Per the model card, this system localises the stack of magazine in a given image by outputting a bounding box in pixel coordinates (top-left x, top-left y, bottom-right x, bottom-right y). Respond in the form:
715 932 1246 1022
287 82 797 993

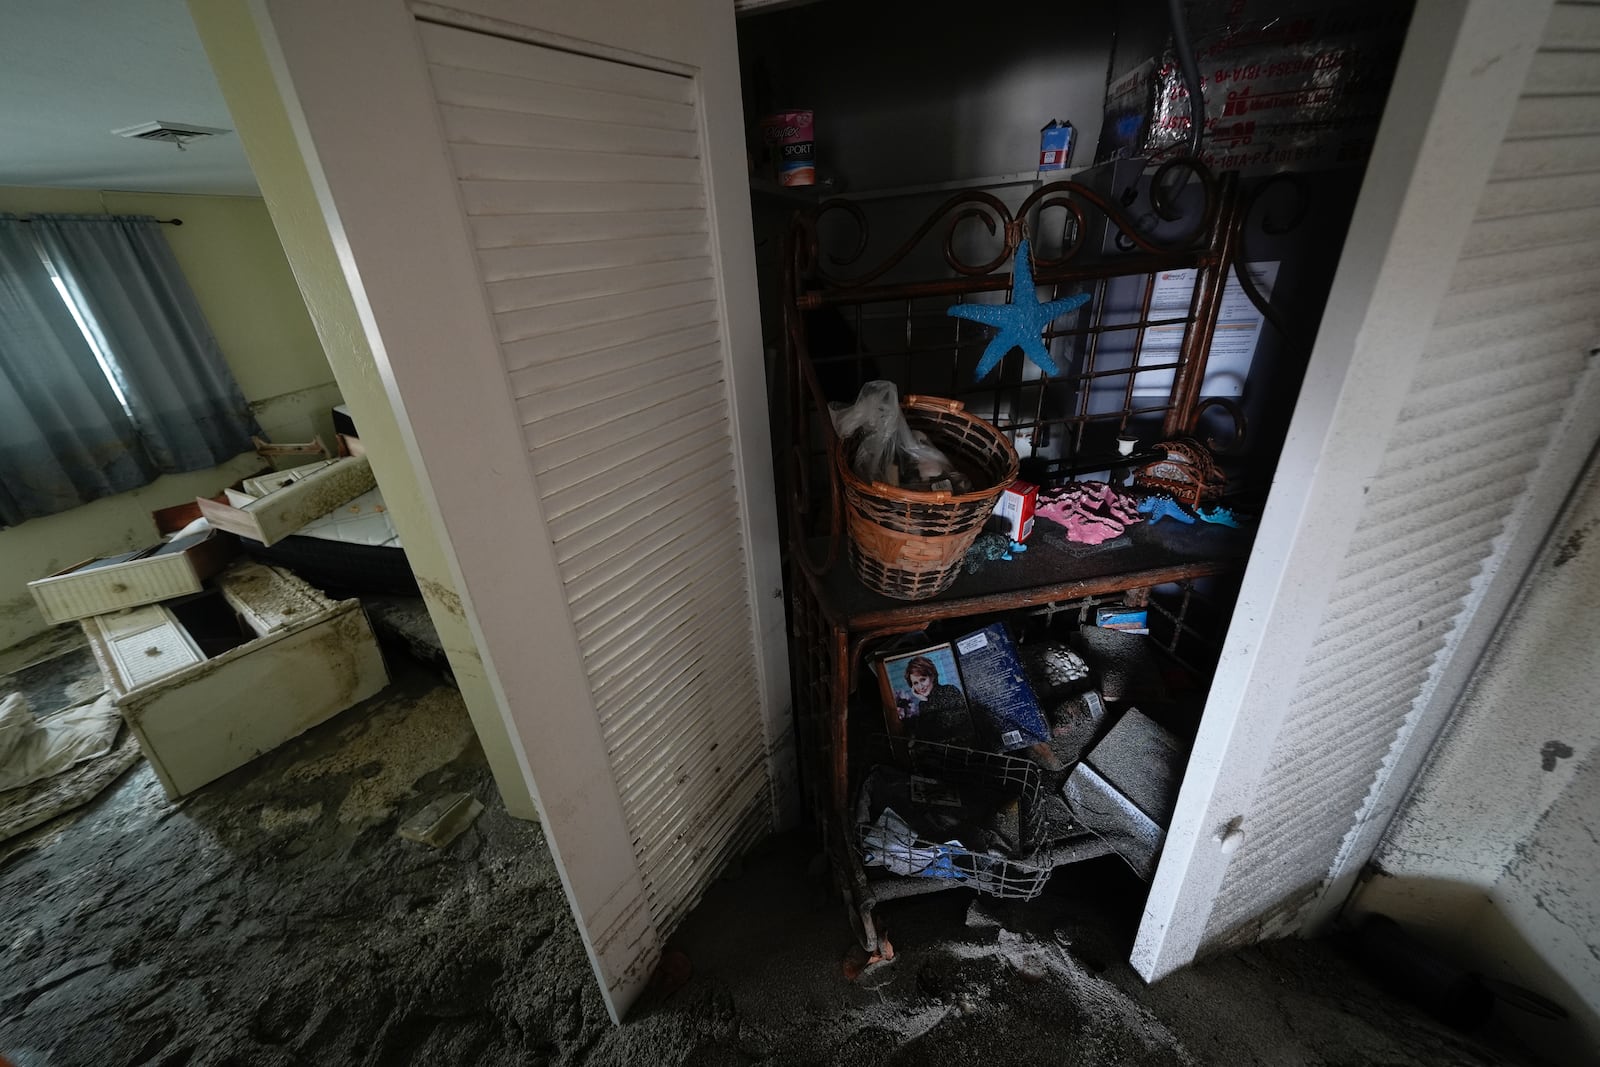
874 622 1051 756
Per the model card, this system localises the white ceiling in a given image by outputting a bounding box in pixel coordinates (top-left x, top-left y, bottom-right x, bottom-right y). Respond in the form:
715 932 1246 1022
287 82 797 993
0 0 257 196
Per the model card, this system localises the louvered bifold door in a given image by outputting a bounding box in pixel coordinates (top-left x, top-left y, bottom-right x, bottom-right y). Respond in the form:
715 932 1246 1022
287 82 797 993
418 21 771 935
1200 0 1600 949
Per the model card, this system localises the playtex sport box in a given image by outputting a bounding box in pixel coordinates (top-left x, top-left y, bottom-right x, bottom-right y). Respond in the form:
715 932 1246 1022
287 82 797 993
759 110 815 187
953 624 1050 753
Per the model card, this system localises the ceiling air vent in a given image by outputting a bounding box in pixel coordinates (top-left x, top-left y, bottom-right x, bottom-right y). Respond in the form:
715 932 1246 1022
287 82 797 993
112 121 231 151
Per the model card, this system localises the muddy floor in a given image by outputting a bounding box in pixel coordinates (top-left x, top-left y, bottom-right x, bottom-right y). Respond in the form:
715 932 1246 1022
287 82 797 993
0 658 1556 1067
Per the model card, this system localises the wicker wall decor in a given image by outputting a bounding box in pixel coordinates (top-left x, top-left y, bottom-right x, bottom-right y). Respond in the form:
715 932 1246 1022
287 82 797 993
1132 439 1225 509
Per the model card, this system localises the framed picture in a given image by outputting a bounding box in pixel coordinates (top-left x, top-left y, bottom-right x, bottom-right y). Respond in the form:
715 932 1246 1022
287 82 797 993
875 642 973 744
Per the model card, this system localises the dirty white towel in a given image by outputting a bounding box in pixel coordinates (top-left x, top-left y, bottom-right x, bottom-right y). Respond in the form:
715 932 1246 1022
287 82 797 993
860 807 965 880
0 691 121 792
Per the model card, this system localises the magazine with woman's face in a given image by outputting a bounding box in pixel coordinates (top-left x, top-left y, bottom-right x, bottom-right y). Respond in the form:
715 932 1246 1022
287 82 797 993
875 642 974 744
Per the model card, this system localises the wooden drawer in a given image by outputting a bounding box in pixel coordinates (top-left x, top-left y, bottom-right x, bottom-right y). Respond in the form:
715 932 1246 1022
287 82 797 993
82 562 389 798
28 532 236 624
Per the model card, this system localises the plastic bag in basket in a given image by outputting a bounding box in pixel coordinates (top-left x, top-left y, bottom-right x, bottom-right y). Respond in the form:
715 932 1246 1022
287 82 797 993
829 380 969 491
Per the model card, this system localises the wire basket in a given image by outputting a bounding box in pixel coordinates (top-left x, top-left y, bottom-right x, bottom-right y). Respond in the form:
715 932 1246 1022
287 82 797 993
854 738 1056 900
836 395 1019 601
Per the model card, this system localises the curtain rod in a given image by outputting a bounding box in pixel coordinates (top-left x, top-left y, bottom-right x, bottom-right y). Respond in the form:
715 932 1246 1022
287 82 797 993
11 216 183 226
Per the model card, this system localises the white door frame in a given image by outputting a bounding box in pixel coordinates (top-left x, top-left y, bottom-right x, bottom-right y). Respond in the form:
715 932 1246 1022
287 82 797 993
220 0 789 1021
1133 0 1558 980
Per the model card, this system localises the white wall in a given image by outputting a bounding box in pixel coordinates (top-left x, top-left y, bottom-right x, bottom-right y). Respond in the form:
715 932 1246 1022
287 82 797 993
737 0 1115 193
1351 454 1600 1062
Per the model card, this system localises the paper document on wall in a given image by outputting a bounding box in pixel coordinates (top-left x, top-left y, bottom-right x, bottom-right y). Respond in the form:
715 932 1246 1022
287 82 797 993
1132 261 1278 397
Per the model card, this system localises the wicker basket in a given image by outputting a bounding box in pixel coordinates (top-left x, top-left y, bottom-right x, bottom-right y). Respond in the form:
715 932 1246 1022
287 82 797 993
836 395 1019 600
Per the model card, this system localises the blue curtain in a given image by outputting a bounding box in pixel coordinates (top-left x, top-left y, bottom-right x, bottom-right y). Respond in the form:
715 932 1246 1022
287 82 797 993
0 216 155 526
32 214 258 473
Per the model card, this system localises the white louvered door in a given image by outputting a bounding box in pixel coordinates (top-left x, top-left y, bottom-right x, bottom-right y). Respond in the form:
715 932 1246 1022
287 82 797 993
1134 0 1600 979
1204 0 1600 945
232 0 786 1022
417 24 773 937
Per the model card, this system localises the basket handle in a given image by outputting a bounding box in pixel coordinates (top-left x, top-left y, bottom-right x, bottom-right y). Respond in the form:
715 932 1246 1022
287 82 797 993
903 394 965 414
865 481 953 501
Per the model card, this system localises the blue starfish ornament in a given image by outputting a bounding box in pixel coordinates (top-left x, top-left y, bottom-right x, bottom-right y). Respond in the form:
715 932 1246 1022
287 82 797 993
947 238 1091 380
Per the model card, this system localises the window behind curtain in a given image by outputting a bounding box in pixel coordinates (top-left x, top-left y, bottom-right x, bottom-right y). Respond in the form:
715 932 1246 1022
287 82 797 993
0 214 259 526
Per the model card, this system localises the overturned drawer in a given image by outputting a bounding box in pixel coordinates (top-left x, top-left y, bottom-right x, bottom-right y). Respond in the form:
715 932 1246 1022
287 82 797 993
82 562 389 798
197 455 376 547
28 531 236 625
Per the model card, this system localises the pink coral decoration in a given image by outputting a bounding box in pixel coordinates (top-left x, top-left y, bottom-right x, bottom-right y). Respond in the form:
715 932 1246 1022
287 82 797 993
1035 481 1144 545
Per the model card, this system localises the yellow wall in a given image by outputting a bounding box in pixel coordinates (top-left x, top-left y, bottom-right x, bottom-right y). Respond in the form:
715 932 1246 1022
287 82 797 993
0 187 339 647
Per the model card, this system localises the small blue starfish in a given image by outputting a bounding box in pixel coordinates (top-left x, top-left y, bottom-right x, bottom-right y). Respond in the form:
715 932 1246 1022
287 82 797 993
947 238 1091 380
1196 505 1243 527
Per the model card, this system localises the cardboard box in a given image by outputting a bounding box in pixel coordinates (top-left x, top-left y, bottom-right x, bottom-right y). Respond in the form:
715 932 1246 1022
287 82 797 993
197 455 376 547
1095 605 1150 635
1037 119 1077 172
28 532 236 625
991 481 1038 543
81 561 388 798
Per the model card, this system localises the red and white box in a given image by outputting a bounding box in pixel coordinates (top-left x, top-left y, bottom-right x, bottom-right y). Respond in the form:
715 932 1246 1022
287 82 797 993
992 480 1038 542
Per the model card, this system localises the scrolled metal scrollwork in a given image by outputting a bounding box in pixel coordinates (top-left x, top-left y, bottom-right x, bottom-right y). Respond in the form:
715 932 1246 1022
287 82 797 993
941 205 1014 277
792 160 1222 290
1195 396 1249 455
1229 171 1309 343
795 189 1015 289
1148 157 1217 224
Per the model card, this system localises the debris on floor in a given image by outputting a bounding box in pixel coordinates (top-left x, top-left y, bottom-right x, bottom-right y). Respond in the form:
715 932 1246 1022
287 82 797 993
0 652 1546 1066
362 593 453 683
0 636 138 848
1348 913 1570 1035
0 728 142 852
1 664 607 1067
398 791 484 848
0 691 120 792
0 641 102 718
588 836 1544 1067
841 936 895 981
